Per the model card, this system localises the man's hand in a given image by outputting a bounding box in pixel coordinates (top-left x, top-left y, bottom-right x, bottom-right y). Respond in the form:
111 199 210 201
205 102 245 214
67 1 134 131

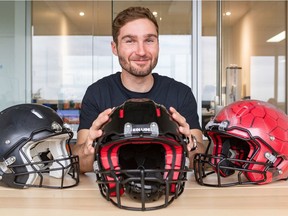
169 107 205 168
86 108 113 153
169 107 194 148
73 108 113 173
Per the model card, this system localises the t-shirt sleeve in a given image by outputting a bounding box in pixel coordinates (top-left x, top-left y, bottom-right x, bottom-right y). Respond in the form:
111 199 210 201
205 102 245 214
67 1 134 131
179 89 202 131
78 86 100 131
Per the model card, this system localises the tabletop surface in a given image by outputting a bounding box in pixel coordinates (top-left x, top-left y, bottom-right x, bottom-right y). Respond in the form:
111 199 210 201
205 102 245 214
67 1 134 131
0 172 288 216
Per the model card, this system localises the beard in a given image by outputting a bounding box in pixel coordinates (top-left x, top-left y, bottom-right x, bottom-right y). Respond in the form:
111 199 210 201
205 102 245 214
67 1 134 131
118 55 158 77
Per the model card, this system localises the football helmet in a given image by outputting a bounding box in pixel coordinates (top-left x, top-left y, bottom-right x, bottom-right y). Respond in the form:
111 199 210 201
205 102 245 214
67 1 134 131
0 104 79 189
93 98 190 211
194 100 288 187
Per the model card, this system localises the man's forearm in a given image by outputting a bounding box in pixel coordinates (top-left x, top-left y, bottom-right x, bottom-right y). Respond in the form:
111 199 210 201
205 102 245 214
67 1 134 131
72 143 94 173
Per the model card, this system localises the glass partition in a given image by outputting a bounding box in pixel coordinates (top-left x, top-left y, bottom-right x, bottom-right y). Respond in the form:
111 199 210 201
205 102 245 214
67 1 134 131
221 0 287 112
0 1 28 111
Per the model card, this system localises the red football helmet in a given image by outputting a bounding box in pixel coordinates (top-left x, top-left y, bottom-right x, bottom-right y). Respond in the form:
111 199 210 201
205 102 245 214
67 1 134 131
93 98 190 211
194 100 288 187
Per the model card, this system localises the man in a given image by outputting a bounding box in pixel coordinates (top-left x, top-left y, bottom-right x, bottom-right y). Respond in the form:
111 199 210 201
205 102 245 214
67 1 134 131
72 6 205 173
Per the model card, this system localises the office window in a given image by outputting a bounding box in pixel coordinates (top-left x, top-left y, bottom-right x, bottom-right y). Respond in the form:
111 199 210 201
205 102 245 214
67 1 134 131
0 1 27 111
31 0 194 134
221 0 287 111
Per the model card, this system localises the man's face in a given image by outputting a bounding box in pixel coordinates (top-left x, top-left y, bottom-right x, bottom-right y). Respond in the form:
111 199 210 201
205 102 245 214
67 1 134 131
111 18 159 77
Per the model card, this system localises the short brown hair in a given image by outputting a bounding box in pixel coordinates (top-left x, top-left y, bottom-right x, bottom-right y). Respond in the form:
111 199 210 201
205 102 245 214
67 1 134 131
112 6 159 44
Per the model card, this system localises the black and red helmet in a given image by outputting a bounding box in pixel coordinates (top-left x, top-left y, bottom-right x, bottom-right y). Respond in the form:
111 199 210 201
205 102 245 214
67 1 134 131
194 100 288 187
93 98 190 211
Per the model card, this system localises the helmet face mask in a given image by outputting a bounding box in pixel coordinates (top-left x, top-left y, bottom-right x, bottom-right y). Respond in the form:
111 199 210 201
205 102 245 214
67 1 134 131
94 98 190 211
194 100 288 187
0 104 80 189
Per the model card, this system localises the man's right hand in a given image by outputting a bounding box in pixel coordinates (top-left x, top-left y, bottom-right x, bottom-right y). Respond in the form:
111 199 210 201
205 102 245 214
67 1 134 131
72 108 113 173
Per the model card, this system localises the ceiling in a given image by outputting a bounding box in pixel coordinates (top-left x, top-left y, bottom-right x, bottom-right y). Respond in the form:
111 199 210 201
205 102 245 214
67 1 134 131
31 0 252 36
31 0 286 47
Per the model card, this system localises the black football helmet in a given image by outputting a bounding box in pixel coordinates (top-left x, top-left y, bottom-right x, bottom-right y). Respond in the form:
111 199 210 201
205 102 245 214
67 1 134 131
93 98 190 211
0 104 79 189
